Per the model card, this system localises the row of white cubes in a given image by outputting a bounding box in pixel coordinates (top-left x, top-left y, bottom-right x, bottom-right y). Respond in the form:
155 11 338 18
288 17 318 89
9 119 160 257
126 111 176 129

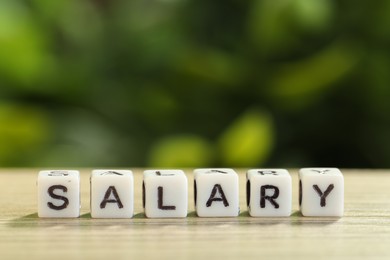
37 168 344 218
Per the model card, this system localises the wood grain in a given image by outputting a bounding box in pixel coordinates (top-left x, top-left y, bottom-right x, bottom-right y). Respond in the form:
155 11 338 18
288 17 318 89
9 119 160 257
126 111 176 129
1 169 390 260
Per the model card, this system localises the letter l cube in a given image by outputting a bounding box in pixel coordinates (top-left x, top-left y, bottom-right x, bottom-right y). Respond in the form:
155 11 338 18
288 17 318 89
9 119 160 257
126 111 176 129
143 170 188 218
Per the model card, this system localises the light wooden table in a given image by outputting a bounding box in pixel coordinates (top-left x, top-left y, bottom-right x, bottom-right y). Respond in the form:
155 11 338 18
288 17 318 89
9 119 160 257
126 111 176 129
1 169 389 260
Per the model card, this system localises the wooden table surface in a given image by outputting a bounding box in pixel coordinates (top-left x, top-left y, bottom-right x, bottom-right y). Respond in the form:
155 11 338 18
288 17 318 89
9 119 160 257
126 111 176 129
1 169 390 260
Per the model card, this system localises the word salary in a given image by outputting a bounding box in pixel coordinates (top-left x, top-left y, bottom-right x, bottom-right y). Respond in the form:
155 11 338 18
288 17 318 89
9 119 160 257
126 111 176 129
37 168 344 218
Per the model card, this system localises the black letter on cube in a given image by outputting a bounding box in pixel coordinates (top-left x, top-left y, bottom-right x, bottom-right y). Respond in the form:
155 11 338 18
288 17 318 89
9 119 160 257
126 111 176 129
260 185 280 209
100 186 124 209
47 185 69 210
313 184 334 207
158 186 176 210
206 184 229 207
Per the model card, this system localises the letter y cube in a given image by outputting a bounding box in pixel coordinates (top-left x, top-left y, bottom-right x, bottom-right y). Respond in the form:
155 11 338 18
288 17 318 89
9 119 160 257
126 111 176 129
299 168 344 217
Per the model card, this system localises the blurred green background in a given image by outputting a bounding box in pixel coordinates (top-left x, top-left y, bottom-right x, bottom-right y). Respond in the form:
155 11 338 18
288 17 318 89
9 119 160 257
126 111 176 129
1 0 390 168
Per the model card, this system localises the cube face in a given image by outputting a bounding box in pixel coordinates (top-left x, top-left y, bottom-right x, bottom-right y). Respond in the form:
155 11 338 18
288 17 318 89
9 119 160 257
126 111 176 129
299 168 344 217
90 170 134 218
38 170 80 218
247 169 292 217
143 170 188 218
194 168 239 217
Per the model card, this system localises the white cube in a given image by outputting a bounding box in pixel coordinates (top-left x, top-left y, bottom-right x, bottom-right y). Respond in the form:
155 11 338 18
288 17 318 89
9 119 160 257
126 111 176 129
299 168 344 217
143 170 188 218
37 170 80 218
194 168 239 217
90 170 134 218
246 169 292 217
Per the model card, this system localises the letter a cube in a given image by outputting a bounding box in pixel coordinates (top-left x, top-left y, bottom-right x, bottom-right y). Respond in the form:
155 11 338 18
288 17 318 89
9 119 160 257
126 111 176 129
91 170 134 218
143 170 188 218
299 168 344 217
38 170 80 218
247 169 292 217
194 168 239 217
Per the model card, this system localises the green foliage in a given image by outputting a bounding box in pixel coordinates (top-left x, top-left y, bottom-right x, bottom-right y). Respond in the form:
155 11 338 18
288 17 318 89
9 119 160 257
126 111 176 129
149 135 214 168
218 109 274 167
248 0 333 55
267 41 360 109
0 104 50 165
0 1 50 85
1 0 390 168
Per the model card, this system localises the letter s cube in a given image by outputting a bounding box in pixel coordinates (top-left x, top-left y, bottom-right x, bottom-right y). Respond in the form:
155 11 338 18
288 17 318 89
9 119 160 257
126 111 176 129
37 170 80 218
299 168 344 217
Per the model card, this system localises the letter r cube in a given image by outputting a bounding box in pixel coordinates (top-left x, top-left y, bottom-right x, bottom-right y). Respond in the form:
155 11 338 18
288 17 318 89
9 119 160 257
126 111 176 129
37 170 80 218
247 169 292 217
299 168 344 217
